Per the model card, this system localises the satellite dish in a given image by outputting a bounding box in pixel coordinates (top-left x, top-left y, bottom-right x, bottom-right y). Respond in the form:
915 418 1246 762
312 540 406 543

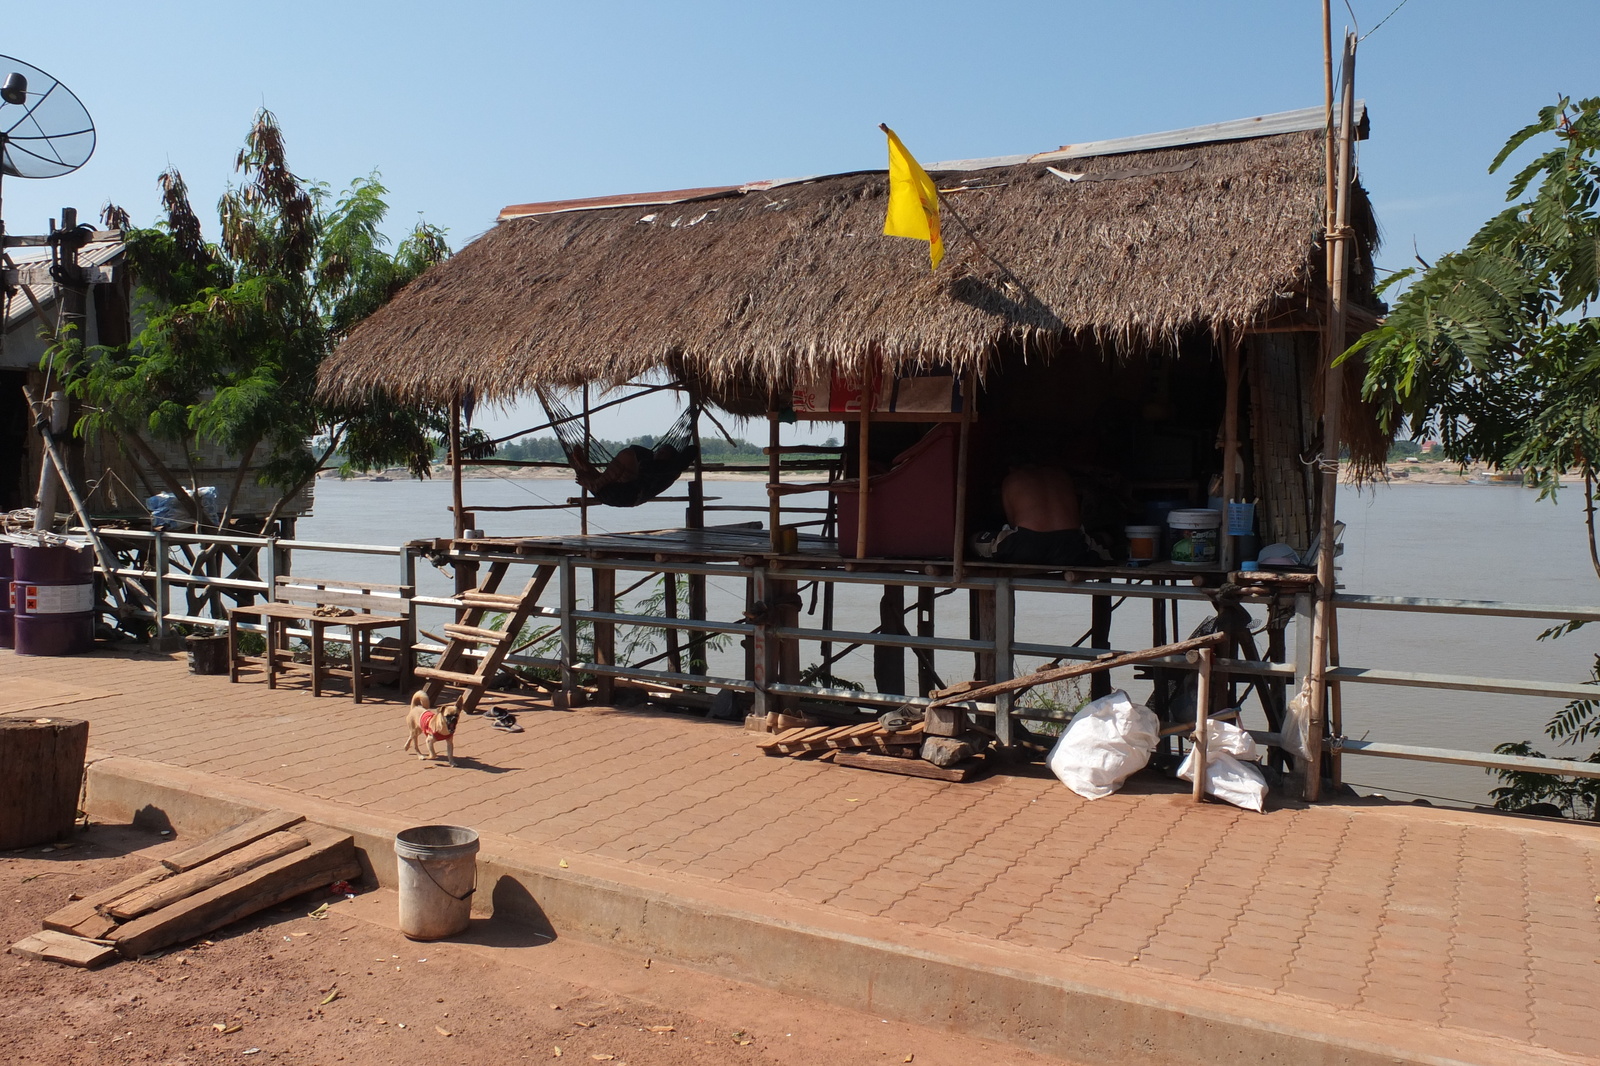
0 54 94 179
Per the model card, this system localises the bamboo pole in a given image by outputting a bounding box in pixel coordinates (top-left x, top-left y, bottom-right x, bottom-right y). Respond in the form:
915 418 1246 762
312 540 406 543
925 630 1226 709
1305 30 1358 803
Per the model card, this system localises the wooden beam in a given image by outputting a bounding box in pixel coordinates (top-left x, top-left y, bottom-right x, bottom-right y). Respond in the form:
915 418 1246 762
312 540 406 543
927 631 1227 709
159 809 305 872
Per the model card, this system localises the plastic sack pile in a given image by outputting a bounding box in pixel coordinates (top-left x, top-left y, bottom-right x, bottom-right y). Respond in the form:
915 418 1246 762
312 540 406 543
1046 690 1160 800
1178 718 1268 812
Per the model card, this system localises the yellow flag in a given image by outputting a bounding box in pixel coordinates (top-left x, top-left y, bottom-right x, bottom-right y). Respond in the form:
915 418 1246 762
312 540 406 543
880 124 943 270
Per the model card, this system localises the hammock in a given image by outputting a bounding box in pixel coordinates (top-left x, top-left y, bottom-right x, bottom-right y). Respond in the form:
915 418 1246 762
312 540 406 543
535 387 699 508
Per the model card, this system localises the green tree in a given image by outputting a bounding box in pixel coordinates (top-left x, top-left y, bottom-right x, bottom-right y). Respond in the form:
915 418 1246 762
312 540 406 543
58 109 458 531
1348 96 1600 815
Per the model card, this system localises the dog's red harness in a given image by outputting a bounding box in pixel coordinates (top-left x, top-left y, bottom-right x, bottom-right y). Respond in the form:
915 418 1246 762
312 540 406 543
419 709 455 740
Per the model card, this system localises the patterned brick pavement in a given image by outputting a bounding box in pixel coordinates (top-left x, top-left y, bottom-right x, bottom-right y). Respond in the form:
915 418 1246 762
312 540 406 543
9 648 1599 1060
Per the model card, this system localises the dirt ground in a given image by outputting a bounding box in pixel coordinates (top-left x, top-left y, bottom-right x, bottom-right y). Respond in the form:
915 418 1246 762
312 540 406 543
3 824 1069 1066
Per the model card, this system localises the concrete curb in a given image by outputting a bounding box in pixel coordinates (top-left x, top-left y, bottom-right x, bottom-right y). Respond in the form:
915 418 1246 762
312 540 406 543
84 753 1580 1066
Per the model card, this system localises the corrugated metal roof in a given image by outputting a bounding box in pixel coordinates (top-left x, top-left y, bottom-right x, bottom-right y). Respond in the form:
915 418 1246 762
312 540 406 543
495 103 1367 222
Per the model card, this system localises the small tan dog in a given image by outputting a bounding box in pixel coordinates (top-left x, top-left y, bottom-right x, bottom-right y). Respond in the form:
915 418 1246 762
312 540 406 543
404 691 462 767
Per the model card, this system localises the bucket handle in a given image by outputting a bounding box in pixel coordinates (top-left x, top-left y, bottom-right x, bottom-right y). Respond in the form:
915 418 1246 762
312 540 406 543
416 856 476 902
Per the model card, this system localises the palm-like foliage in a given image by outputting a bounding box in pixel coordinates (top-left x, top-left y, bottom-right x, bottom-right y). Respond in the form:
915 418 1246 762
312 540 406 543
1352 98 1600 815
1348 96 1600 500
57 110 452 527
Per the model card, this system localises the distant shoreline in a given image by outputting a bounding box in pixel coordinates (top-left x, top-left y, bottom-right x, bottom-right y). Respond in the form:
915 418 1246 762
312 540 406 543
322 463 1574 488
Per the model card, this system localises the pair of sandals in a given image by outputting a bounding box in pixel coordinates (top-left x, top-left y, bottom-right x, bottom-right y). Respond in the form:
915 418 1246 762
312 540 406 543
466 704 525 733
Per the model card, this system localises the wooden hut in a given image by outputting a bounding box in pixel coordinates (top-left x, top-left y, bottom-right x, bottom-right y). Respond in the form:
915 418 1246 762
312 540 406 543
318 104 1387 794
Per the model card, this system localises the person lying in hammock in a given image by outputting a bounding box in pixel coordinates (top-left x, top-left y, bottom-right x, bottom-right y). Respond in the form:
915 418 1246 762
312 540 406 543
587 441 685 493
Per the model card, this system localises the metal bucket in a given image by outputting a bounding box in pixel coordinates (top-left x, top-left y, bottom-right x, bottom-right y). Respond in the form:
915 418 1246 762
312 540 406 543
394 825 479 940
12 544 95 656
0 544 13 650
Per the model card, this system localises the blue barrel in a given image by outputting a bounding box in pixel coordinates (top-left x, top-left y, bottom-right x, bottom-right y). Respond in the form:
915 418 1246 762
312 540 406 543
0 543 12 650
12 544 96 656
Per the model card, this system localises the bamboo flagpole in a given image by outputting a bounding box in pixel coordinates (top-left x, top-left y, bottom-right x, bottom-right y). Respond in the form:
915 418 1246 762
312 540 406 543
1305 29 1359 803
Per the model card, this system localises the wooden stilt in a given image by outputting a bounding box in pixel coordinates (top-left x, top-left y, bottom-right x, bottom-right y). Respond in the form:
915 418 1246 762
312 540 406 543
856 368 873 559
592 567 615 705
951 369 975 581
768 411 782 551
1192 646 1214 803
875 584 906 695
1220 333 1242 571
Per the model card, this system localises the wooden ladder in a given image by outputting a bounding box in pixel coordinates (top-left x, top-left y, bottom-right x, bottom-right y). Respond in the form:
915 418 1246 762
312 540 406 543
412 561 557 715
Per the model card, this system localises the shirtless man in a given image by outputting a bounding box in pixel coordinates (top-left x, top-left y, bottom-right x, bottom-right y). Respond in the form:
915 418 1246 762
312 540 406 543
990 464 1100 566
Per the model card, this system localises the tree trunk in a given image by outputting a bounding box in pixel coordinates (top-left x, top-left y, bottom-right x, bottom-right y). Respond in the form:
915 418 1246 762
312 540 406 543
0 718 89 849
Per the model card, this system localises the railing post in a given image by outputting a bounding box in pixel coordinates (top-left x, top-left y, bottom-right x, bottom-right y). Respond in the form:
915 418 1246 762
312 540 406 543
751 566 774 721
152 530 171 643
1192 646 1214 803
559 556 577 703
1294 589 1319 796
993 575 1014 748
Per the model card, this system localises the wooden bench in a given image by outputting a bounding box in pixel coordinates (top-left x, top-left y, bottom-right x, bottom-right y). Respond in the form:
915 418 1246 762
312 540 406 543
226 577 414 703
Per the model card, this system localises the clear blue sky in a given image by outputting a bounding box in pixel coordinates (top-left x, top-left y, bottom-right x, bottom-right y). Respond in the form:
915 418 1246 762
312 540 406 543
4 0 1596 439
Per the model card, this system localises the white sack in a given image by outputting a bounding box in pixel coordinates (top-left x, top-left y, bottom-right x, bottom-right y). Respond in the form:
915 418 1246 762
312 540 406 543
1177 721 1268 813
1047 689 1161 800
1280 678 1314 763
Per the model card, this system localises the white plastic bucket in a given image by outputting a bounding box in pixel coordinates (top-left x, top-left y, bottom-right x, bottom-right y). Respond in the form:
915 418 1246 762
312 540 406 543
395 825 479 940
1124 525 1162 564
1167 508 1221 566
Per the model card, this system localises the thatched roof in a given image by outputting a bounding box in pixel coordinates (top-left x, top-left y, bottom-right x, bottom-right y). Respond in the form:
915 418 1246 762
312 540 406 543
319 111 1376 407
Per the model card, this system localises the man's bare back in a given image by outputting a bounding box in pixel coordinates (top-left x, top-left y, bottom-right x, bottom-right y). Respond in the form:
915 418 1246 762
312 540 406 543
1001 465 1080 532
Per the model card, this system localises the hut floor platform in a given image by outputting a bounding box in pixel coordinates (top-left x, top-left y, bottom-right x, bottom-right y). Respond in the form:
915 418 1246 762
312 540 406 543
8 646 1588 1066
429 523 1247 581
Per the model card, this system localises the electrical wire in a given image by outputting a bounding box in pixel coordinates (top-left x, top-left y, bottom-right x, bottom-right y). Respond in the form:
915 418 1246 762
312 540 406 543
1360 0 1414 41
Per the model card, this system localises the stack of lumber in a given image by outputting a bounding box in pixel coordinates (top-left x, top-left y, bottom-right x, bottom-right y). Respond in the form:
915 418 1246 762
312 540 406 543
10 810 359 969
758 722 924 758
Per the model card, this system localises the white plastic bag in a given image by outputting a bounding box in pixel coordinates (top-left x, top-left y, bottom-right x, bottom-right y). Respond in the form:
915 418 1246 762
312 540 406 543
1280 678 1314 763
1177 719 1268 812
1047 689 1160 800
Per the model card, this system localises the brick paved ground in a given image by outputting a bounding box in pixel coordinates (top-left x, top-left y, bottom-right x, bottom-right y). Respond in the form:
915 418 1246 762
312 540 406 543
9 648 1599 1060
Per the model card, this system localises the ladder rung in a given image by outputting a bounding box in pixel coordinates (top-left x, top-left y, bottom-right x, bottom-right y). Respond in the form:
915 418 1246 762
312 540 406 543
443 623 511 644
459 593 525 610
414 666 488 687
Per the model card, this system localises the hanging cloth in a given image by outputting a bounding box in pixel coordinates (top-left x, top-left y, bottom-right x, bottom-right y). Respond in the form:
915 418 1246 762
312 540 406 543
534 386 700 508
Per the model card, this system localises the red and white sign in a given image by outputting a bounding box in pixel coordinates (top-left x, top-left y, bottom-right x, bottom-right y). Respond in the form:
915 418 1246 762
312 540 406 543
19 583 95 614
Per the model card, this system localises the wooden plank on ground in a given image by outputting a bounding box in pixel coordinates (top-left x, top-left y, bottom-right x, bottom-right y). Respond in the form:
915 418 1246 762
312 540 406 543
834 751 981 782
43 865 170 934
110 826 360 959
109 831 311 920
10 929 116 968
161 809 305 873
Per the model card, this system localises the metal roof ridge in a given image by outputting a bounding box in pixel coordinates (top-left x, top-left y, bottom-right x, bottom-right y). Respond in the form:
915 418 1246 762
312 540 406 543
496 102 1367 220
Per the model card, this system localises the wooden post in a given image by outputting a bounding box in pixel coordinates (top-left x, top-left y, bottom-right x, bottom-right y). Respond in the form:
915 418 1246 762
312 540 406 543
993 575 1014 748
1191 647 1214 803
0 718 89 849
1306 31 1358 803
768 411 782 552
592 566 615 705
916 585 938 696
664 572 682 674
580 385 591 535
951 369 975 581
856 369 873 560
559 557 577 705
752 566 777 723
1090 580 1113 699
1220 334 1242 571
875 583 906 695
687 407 707 676
449 398 465 540
32 390 67 531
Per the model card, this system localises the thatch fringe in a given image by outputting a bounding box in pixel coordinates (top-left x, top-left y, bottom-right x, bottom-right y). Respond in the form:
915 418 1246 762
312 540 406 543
318 130 1376 408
